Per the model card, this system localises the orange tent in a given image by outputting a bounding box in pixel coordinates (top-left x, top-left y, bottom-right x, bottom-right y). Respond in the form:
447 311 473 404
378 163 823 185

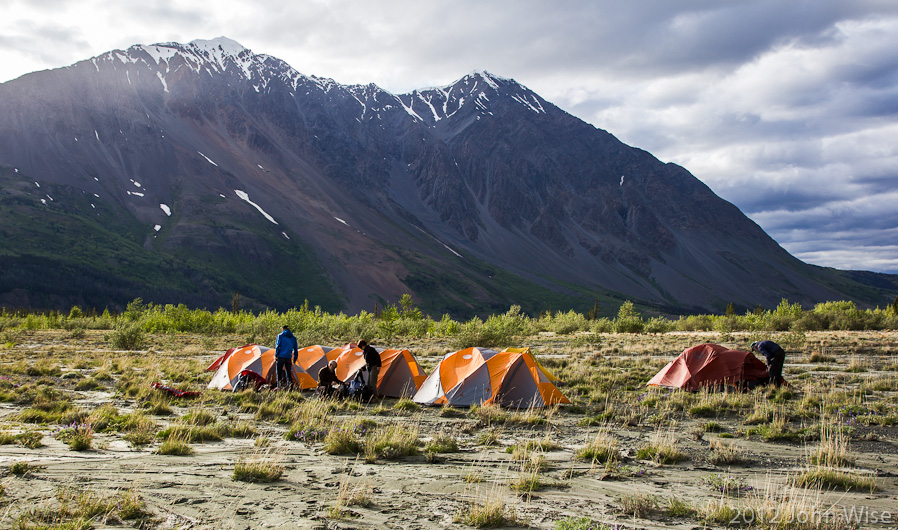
647 343 769 390
502 347 560 382
296 345 340 383
206 344 316 390
412 347 569 408
206 346 238 372
331 344 427 398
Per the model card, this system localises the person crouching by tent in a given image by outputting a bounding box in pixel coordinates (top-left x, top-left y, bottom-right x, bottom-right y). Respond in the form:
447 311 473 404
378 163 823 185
751 340 786 387
359 340 381 396
317 360 346 398
274 325 298 390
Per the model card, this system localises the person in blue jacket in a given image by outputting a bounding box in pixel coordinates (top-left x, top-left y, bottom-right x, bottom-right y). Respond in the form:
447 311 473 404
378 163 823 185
274 325 298 390
751 340 786 387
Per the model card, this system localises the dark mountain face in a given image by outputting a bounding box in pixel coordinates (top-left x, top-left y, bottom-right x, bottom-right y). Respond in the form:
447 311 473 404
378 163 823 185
1 37 894 316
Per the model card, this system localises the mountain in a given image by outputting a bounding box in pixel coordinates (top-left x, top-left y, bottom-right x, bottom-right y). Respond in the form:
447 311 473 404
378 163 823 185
0 37 895 316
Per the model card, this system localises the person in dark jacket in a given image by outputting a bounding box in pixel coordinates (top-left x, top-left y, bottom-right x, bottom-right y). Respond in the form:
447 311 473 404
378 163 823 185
358 340 381 396
317 360 346 398
751 340 786 387
274 325 298 390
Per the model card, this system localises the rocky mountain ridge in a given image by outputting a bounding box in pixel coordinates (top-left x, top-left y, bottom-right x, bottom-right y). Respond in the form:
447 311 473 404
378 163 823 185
1 37 894 316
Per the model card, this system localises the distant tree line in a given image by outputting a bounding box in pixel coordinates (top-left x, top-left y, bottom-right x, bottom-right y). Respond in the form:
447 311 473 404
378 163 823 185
1 295 896 351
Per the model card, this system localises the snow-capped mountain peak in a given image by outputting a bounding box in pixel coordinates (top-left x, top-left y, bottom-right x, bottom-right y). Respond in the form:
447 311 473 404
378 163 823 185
189 36 247 56
85 37 344 97
391 69 547 125
79 38 546 126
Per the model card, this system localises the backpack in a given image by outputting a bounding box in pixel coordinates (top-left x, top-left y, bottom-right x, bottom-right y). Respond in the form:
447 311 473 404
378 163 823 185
347 370 373 401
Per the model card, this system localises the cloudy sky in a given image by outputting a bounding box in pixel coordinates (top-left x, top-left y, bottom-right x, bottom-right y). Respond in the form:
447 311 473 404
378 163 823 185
3 0 898 273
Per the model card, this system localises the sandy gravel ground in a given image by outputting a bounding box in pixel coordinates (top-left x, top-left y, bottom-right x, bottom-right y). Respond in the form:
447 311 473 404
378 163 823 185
1 331 896 529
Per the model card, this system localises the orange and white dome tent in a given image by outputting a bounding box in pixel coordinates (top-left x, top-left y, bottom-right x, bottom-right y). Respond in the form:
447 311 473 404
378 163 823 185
331 344 427 398
295 345 340 386
206 344 317 390
412 347 569 408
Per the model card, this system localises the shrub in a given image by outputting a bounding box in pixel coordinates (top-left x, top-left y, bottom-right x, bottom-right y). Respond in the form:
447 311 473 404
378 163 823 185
9 461 40 476
509 470 543 493
666 497 698 518
636 428 686 464
612 301 644 333
54 421 94 451
450 314 520 349
324 424 363 455
157 434 192 455
425 431 459 453
554 517 617 530
576 429 619 464
393 397 421 412
74 377 103 391
809 424 853 467
453 487 519 528
702 473 754 496
618 491 659 517
476 428 501 447
109 322 146 350
121 411 157 447
708 438 744 466
0 430 43 448
233 454 284 482
794 466 876 493
86 403 123 431
364 423 419 461
327 473 373 518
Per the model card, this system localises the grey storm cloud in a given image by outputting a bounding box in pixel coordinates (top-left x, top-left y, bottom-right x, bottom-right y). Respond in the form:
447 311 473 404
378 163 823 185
1 0 897 273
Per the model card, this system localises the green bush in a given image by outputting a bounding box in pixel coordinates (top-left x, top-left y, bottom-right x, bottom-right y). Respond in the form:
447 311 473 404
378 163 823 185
612 301 644 333
109 322 146 350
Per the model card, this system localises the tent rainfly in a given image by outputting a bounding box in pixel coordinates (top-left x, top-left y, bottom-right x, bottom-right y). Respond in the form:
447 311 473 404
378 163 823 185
331 344 427 398
295 345 340 384
206 344 316 390
647 343 769 391
412 347 569 408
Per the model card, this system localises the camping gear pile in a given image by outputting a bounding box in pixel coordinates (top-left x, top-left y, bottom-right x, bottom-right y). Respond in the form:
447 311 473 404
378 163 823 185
206 343 569 408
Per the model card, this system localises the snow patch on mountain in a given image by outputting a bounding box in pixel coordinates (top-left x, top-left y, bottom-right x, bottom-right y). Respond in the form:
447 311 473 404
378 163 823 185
198 152 218 166
156 71 169 93
235 190 278 225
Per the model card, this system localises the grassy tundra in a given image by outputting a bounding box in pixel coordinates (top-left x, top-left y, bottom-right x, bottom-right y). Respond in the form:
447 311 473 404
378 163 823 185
0 298 896 529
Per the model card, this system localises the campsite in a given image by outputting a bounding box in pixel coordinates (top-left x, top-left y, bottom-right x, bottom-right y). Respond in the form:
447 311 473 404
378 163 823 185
0 309 897 529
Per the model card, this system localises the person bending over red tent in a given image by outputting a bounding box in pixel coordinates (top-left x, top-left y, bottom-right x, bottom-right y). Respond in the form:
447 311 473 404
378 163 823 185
751 340 786 387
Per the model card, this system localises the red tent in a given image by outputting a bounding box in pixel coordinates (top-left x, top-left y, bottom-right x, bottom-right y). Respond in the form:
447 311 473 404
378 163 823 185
647 343 769 390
